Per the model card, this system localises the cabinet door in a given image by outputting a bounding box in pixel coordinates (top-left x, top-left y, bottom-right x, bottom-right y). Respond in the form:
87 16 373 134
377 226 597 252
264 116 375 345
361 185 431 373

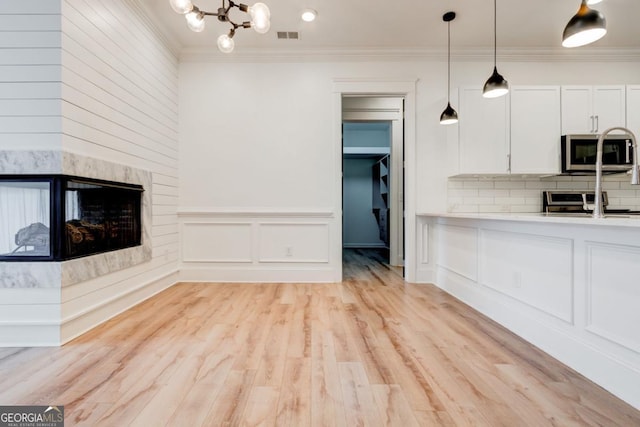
458 87 509 174
627 85 640 141
510 86 561 174
561 86 593 134
593 85 626 133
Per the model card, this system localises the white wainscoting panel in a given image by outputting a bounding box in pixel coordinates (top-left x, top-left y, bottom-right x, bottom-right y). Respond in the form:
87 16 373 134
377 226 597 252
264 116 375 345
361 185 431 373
258 223 329 263
437 224 478 281
421 221 430 264
415 218 436 284
182 222 252 263
586 242 640 353
178 210 337 282
479 229 574 323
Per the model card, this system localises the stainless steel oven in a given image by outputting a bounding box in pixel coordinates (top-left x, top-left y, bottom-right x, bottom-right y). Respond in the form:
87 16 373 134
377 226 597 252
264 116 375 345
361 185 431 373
561 134 634 173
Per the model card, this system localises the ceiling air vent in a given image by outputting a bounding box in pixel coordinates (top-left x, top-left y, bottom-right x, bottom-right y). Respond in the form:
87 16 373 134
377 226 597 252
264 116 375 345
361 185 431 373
277 31 299 40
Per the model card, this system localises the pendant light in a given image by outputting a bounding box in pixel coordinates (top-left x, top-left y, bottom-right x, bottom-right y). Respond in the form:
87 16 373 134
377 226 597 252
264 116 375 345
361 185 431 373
482 0 509 98
440 12 458 125
562 0 607 48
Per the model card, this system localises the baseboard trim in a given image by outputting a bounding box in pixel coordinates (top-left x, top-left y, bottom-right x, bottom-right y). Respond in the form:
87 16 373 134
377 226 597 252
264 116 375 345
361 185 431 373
342 244 387 249
0 324 60 347
179 266 339 283
415 265 436 284
60 270 179 344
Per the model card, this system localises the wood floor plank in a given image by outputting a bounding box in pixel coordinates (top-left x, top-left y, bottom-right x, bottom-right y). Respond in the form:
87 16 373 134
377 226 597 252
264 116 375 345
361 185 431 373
275 357 312 426
310 330 347 427
203 369 256 427
241 386 280 427
1 249 639 426
338 361 382 427
371 384 421 427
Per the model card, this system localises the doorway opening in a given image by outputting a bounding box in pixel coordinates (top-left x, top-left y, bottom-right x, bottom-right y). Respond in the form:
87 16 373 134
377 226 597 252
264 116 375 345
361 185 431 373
341 96 404 271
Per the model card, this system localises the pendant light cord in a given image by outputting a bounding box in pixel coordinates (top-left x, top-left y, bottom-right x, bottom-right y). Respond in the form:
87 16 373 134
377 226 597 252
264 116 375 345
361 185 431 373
447 21 451 103
493 0 497 67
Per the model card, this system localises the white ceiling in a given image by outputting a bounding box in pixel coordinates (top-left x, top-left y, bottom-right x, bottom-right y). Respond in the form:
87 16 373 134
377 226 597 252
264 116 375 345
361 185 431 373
139 0 640 55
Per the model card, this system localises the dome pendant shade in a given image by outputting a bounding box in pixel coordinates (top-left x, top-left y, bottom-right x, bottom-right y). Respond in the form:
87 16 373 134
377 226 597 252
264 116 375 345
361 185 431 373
440 11 458 126
483 66 509 98
483 0 509 99
562 1 607 48
440 103 459 125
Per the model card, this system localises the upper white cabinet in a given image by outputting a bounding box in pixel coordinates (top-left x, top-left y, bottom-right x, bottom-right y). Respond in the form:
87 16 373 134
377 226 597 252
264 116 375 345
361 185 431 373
561 86 626 134
627 85 640 141
510 86 561 174
457 86 510 174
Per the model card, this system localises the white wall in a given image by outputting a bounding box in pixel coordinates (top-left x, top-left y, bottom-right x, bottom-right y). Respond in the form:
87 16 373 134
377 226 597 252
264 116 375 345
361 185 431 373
0 0 62 152
57 0 180 342
178 56 640 281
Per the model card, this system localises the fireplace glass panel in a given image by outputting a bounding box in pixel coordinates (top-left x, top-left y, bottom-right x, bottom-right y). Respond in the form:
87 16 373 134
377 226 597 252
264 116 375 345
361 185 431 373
0 179 52 258
64 179 142 259
0 175 142 261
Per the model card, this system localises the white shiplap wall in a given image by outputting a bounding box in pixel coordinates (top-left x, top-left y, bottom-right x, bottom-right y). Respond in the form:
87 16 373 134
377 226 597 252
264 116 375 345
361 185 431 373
0 0 62 151
0 0 178 345
59 0 179 342
0 1 63 346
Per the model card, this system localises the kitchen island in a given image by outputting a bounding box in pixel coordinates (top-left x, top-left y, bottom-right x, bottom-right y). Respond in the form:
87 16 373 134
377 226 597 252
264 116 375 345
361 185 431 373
416 212 640 409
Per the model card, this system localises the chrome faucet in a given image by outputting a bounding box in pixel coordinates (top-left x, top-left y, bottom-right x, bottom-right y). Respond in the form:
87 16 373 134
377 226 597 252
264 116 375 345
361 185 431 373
593 127 640 218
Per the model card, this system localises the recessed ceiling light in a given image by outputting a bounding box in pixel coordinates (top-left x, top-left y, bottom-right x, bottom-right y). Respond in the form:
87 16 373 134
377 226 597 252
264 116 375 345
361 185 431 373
301 9 317 22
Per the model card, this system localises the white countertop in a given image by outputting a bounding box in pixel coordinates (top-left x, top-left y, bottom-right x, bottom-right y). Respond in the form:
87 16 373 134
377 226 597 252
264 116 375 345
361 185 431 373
416 212 640 227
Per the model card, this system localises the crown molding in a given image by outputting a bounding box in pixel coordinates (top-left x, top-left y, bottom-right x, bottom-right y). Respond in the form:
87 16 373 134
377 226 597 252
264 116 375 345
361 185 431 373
129 0 182 59
179 46 640 63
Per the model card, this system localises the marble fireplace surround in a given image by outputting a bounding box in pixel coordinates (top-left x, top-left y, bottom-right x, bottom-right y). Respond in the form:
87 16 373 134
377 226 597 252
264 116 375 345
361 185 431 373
0 151 152 288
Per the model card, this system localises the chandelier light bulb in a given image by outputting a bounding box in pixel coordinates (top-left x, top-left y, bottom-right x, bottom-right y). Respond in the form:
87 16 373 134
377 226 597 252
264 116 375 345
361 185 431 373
587 0 602 4
301 9 317 22
185 8 205 32
217 34 235 53
249 2 271 33
169 0 194 14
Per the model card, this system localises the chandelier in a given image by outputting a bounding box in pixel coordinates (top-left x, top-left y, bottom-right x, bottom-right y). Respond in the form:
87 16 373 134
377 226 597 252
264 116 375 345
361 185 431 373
170 0 271 53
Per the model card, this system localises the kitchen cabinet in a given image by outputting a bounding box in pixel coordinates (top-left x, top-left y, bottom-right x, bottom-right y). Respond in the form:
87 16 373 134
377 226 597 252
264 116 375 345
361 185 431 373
453 85 559 176
627 85 640 141
510 86 561 174
561 85 626 134
457 86 510 174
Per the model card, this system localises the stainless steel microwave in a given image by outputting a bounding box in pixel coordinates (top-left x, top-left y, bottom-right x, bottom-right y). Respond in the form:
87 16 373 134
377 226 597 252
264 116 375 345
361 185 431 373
561 134 634 173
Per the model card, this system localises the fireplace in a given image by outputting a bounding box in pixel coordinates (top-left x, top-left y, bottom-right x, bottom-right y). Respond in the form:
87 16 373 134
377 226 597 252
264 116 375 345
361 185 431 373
0 175 143 261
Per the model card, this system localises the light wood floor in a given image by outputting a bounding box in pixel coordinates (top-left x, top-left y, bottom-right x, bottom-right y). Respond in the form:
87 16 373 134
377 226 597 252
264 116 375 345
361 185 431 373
1 249 639 426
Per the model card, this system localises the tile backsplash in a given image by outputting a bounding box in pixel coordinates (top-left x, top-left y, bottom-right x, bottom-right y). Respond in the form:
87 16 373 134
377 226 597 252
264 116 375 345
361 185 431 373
448 174 640 213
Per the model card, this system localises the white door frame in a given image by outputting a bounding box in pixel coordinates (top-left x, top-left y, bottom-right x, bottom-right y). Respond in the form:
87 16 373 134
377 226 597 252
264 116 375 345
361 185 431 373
332 78 417 282
342 97 404 266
